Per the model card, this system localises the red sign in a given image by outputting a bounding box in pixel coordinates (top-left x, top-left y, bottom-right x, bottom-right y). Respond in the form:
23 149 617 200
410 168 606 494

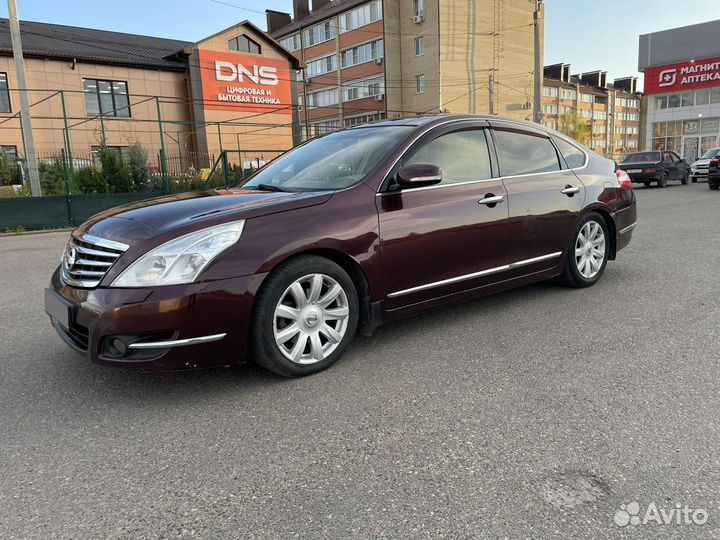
198 49 293 114
644 56 720 95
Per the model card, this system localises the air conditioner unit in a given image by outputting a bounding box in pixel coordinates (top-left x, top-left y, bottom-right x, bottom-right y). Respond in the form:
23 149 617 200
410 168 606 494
412 14 424 24
375 57 383 65
375 93 385 101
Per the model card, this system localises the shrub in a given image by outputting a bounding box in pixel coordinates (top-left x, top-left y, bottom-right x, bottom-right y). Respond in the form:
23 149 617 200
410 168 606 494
99 146 134 193
127 142 149 189
39 159 67 196
74 166 107 194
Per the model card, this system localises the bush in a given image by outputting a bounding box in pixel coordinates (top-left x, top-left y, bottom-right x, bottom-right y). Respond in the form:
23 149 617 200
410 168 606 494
39 159 67 196
99 146 134 193
74 166 107 194
127 142 149 189
0 153 20 185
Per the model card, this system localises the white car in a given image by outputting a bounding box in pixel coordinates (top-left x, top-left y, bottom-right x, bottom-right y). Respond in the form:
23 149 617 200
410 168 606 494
691 147 720 182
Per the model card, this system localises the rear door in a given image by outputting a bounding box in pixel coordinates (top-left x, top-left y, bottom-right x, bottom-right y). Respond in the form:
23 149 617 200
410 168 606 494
490 121 586 270
376 123 509 308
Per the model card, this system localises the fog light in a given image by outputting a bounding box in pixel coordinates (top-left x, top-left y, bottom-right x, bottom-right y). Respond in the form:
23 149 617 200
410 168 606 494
108 337 128 357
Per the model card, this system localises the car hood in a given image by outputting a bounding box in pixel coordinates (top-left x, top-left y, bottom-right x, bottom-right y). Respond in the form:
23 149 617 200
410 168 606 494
75 188 334 244
692 159 710 167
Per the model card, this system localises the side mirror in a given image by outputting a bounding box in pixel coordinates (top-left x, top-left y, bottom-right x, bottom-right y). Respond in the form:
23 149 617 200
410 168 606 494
396 163 442 188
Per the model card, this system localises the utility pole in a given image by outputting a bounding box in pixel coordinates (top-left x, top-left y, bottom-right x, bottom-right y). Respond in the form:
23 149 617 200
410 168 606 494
488 74 495 115
532 0 543 124
7 0 41 195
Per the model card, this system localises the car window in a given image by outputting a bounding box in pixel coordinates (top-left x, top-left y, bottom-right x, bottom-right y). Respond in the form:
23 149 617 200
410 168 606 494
493 129 560 176
552 136 587 169
663 153 673 163
404 129 492 184
671 152 681 162
624 152 661 163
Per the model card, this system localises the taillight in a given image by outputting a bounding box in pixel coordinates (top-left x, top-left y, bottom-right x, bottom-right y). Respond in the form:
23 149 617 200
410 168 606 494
710 158 720 167
616 169 633 188
643 167 656 173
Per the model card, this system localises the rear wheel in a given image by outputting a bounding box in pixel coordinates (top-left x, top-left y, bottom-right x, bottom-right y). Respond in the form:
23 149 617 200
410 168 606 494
559 213 609 288
710 180 719 191
251 256 359 377
658 173 668 188
643 182 651 187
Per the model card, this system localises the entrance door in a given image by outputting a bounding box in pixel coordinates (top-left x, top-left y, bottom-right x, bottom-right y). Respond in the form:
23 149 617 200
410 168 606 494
683 137 699 162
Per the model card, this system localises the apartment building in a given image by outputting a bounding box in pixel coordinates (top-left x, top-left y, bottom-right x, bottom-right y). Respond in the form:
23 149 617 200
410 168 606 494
542 63 642 161
267 0 541 139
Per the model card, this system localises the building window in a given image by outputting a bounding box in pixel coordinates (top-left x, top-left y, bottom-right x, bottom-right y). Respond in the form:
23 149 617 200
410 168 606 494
580 93 593 103
280 33 301 52
543 86 559 97
543 104 558 114
310 119 341 137
228 34 261 54
306 87 339 108
414 36 425 56
341 39 384 68
416 74 426 94
304 54 338 78
83 79 130 117
0 73 10 113
343 76 385 102
413 0 425 17
561 88 576 100
305 21 336 46
340 1 382 32
344 111 386 127
593 110 607 120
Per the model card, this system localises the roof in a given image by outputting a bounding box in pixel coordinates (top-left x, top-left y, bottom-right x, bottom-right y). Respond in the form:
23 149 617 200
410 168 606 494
0 18 192 71
270 0 370 38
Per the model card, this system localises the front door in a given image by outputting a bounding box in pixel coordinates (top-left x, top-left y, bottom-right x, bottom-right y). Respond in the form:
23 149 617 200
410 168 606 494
377 126 509 308
490 123 585 268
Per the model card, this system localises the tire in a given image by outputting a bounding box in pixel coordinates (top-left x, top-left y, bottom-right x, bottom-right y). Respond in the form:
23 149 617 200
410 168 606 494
558 212 610 288
681 171 689 185
643 182 651 187
250 255 359 377
658 174 668 188
692 177 698 183
710 181 719 191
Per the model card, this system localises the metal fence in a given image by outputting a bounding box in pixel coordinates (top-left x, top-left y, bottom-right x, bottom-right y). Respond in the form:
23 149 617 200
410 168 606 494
0 148 286 231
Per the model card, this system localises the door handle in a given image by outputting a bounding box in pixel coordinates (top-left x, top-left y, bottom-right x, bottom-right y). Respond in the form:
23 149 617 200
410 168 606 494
561 185 580 196
478 194 504 206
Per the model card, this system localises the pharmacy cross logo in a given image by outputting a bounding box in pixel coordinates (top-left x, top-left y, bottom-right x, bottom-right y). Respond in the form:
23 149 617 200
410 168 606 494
614 501 709 527
658 68 677 88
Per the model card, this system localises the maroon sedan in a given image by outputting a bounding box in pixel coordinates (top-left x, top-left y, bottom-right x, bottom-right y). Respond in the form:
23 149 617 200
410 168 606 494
45 116 637 377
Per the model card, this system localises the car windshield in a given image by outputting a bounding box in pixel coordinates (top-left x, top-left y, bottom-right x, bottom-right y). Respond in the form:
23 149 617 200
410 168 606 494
241 126 413 192
623 152 661 163
700 148 720 159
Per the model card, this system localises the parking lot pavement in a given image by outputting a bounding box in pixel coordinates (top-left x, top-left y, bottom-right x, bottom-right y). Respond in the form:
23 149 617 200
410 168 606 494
1 182 720 539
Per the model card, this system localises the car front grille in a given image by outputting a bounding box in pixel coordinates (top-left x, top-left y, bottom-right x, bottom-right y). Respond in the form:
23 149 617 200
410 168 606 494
61 234 129 288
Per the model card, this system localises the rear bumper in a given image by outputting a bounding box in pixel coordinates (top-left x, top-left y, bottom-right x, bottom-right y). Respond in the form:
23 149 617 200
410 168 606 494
626 172 662 182
614 201 637 253
46 267 266 371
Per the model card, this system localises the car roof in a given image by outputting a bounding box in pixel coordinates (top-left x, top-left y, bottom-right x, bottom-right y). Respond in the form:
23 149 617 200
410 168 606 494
350 114 541 130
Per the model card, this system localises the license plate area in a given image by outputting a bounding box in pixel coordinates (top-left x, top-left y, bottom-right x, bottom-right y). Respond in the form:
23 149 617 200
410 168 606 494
627 169 642 174
45 288 73 329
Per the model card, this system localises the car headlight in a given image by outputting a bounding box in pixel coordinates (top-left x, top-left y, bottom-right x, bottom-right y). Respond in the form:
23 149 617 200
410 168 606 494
111 220 245 287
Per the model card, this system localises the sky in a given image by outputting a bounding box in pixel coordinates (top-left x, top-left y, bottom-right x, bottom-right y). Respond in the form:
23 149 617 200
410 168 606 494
3 0 720 91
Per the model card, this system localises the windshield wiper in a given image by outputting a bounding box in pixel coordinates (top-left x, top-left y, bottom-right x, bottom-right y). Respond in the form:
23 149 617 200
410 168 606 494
249 183 288 193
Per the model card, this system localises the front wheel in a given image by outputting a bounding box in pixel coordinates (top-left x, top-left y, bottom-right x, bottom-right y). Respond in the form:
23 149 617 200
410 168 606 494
558 213 610 288
251 255 359 377
681 171 689 185
658 173 668 188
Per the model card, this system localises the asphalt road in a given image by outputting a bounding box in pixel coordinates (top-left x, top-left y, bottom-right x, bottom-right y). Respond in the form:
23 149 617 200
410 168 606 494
2 181 720 539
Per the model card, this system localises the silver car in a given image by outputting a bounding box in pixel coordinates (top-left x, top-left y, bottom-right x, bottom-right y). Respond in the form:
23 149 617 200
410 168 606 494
691 147 720 182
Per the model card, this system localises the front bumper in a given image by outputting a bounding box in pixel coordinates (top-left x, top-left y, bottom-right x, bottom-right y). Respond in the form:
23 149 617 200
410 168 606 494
46 267 264 371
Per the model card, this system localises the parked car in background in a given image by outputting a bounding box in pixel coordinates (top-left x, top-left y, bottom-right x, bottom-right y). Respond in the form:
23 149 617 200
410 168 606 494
619 151 690 187
691 147 720 183
45 116 637 377
708 155 720 190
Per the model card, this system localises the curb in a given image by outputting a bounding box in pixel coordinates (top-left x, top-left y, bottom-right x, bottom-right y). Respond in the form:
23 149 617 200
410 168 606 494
0 227 73 238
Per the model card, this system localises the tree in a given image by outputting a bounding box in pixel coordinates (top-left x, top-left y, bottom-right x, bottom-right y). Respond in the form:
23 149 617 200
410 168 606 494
99 146 134 193
126 142 149 189
558 111 591 146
